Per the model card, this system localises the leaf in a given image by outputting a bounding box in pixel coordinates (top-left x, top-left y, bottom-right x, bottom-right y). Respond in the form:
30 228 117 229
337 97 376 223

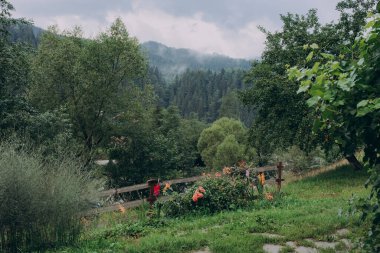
357 100 369 108
312 119 322 132
306 96 320 107
373 99 380 110
309 86 324 97
357 106 372 117
297 80 311 93
357 58 365 66
310 43 319 49
323 91 333 101
321 53 334 60
337 79 350 91
322 110 334 120
306 51 314 62
312 62 320 73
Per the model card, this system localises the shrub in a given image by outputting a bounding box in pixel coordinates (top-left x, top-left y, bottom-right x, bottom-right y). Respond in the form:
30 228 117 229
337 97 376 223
271 146 328 173
161 176 253 217
0 141 96 252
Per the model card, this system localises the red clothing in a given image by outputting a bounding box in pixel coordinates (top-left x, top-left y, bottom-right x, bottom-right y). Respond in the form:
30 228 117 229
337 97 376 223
153 184 160 197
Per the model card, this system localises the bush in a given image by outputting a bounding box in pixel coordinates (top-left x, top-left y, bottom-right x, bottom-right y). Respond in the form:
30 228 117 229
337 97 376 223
161 176 253 217
0 142 96 252
270 146 328 173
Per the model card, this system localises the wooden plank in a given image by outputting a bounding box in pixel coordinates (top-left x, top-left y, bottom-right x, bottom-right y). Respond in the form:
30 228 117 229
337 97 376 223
98 183 149 197
251 166 277 173
89 195 172 214
98 176 204 197
164 175 203 185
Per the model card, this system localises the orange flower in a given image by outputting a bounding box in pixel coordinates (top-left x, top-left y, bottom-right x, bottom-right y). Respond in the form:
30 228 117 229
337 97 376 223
223 166 232 175
265 193 273 201
118 204 126 213
163 183 171 192
192 190 204 202
198 186 206 193
258 172 265 185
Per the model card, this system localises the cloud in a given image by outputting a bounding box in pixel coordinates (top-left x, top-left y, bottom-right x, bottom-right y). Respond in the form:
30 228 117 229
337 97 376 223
11 0 341 59
27 14 105 38
107 9 273 59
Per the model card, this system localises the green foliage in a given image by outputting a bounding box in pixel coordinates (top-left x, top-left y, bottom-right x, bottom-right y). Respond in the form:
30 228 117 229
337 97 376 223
161 176 252 217
288 4 380 250
197 117 251 168
105 102 207 187
169 69 252 124
240 1 375 161
0 141 96 252
29 19 146 157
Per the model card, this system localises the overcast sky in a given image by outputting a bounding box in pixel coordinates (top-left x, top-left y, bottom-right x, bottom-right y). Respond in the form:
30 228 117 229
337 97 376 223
11 0 342 59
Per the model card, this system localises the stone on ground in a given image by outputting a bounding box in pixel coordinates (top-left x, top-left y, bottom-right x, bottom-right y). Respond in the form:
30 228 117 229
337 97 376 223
286 241 297 248
294 246 318 253
313 241 338 249
263 244 283 253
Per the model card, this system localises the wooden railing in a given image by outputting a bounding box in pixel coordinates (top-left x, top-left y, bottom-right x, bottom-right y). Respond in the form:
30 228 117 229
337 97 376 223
90 163 284 214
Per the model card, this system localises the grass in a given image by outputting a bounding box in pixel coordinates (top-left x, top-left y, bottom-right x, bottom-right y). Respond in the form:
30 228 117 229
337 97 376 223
54 165 369 253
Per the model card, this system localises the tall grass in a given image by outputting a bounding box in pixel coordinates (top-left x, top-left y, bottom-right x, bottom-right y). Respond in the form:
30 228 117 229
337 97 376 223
0 141 96 252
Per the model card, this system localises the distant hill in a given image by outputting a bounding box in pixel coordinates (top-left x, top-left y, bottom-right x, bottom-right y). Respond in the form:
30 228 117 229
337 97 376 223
141 41 251 82
8 23 43 47
8 25 250 81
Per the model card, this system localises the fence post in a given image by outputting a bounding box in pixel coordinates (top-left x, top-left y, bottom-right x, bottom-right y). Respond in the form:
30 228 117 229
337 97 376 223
276 162 284 192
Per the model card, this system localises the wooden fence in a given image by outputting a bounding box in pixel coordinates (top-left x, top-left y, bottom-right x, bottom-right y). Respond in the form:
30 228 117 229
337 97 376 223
90 163 284 214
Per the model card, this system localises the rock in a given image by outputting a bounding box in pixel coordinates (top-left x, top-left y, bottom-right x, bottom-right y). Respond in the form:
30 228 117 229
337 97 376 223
335 228 350 237
313 241 338 249
286 241 297 248
295 246 318 253
340 238 353 248
263 244 283 253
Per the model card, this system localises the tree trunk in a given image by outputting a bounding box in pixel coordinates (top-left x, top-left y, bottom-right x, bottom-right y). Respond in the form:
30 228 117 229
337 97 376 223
345 154 363 171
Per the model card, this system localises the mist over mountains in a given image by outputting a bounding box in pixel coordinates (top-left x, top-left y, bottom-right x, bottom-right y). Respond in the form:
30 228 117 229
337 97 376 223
141 41 251 81
9 24 251 81
9 23 253 123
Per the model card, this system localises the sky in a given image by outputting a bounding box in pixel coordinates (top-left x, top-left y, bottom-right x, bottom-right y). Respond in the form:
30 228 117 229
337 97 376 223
11 0 342 59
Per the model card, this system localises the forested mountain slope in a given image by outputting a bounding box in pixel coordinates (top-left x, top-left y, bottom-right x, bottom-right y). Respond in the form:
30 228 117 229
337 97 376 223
141 41 251 81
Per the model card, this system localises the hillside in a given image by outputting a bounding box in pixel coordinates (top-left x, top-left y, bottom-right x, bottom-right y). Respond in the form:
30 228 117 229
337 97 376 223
8 25 251 82
141 41 251 81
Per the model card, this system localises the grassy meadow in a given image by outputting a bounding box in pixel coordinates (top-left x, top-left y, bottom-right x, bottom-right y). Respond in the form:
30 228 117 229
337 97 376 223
55 165 370 253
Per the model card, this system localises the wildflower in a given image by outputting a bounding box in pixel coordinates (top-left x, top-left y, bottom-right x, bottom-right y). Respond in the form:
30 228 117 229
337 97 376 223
118 204 126 213
245 169 250 178
223 166 232 175
265 193 274 201
153 184 160 197
192 190 204 202
258 172 265 186
238 160 247 167
163 183 171 192
215 172 222 177
198 186 206 193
